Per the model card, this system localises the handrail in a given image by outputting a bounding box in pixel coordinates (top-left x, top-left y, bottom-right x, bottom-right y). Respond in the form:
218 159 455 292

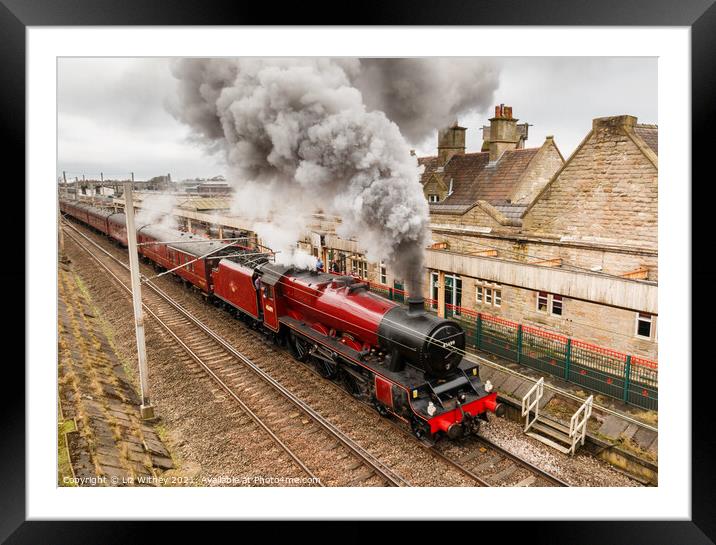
521 377 544 433
568 395 593 455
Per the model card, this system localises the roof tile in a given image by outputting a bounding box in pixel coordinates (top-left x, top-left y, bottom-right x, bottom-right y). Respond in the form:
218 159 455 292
634 124 658 155
420 148 539 207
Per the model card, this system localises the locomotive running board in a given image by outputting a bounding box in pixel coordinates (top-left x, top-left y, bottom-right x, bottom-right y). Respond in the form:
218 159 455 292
426 371 481 409
279 316 426 390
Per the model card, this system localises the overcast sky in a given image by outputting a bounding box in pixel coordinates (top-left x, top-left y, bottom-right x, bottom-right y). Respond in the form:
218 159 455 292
57 57 656 182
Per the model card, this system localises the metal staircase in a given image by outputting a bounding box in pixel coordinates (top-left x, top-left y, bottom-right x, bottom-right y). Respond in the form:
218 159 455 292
521 377 593 455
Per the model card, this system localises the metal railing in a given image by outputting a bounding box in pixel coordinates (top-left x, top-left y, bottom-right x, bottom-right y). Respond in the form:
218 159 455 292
364 281 658 411
521 377 544 433
568 395 593 455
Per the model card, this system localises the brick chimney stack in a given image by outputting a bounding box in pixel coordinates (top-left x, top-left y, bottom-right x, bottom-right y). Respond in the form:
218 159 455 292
437 121 466 166
488 104 520 162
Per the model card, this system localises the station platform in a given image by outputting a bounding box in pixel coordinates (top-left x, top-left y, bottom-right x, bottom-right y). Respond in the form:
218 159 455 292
467 346 658 483
58 259 174 486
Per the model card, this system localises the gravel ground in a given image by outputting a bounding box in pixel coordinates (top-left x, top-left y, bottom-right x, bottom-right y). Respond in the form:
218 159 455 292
64 222 643 488
65 233 311 486
478 418 640 486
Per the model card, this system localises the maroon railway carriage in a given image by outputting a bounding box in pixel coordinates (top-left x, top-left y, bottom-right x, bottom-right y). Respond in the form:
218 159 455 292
136 226 237 294
107 213 128 246
60 200 121 238
60 200 90 225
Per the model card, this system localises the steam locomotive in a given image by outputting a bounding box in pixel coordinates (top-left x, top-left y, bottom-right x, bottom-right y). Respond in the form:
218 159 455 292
60 200 504 442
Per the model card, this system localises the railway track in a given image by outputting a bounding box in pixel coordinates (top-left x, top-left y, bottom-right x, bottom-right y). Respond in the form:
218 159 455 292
64 224 408 487
256 333 569 487
64 219 569 487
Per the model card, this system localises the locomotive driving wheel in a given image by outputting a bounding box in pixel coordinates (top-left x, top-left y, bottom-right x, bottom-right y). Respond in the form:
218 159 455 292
290 332 310 362
314 359 338 380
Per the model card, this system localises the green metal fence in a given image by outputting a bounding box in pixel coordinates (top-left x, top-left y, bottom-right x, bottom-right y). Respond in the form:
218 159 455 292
366 282 658 411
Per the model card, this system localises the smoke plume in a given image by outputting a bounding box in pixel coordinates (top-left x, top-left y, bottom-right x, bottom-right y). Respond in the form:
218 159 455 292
352 58 500 143
135 191 179 230
168 58 499 295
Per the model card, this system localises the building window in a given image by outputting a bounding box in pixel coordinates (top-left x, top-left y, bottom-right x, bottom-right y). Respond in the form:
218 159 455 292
551 294 563 316
476 279 502 308
352 259 368 280
537 292 563 315
537 291 549 312
444 274 462 317
636 313 653 339
431 272 439 310
380 262 387 285
428 194 440 203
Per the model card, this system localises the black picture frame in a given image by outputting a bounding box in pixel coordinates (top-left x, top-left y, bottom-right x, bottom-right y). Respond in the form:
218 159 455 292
3 1 712 542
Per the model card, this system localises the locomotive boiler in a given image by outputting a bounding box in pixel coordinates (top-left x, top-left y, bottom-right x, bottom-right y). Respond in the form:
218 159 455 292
259 264 504 441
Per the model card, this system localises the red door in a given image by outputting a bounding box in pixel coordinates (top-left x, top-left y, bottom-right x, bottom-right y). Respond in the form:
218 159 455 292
261 284 279 331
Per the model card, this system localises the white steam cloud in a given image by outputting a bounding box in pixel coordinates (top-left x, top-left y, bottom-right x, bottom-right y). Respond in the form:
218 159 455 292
168 58 499 294
135 191 179 230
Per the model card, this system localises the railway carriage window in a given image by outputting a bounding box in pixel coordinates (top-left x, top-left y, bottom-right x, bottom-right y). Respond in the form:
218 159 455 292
636 313 653 339
537 291 549 312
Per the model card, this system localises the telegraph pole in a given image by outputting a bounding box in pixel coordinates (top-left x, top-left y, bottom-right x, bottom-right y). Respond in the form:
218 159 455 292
57 184 65 257
123 182 155 419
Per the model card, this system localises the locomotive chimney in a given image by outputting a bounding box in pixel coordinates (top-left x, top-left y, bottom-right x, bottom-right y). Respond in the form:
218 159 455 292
407 296 425 316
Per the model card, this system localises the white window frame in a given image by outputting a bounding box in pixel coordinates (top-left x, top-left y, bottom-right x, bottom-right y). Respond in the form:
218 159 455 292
476 278 502 308
537 291 549 312
635 312 654 340
353 259 368 280
551 294 563 316
380 262 387 285
537 291 564 316
428 194 439 203
444 273 462 316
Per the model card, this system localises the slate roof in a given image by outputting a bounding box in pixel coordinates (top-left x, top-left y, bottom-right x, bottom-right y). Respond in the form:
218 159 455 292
493 203 529 220
138 225 233 258
420 148 540 209
177 197 231 212
634 124 658 155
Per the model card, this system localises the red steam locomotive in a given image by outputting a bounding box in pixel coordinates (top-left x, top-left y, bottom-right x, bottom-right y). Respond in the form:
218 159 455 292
61 200 504 442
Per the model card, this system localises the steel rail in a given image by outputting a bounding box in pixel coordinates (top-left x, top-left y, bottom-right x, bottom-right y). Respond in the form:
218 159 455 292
245 320 569 488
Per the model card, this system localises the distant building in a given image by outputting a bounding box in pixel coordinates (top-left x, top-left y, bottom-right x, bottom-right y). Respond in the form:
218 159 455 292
196 180 232 195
